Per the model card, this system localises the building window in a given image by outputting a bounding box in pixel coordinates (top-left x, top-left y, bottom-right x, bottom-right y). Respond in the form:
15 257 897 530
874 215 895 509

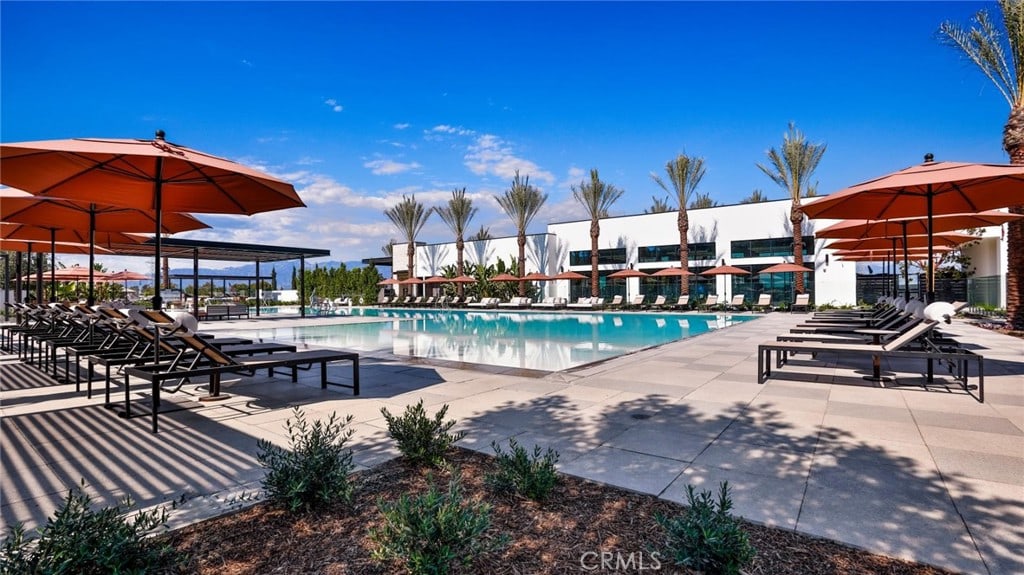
730 236 814 259
637 242 716 263
569 248 627 266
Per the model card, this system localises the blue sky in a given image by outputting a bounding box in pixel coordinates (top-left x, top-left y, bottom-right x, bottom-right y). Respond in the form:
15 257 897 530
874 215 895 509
0 1 1008 272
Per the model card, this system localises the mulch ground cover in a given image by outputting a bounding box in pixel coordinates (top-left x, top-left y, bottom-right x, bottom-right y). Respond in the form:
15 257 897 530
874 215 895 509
166 448 957 574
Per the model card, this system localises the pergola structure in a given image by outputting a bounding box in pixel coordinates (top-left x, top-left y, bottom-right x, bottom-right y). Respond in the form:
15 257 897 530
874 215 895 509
2 238 330 318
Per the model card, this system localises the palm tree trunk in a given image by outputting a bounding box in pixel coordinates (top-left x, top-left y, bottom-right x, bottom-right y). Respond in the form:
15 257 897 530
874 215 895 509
1005 104 1024 330
678 210 689 295
590 219 600 297
456 236 465 297
518 233 526 297
407 243 415 297
791 201 805 294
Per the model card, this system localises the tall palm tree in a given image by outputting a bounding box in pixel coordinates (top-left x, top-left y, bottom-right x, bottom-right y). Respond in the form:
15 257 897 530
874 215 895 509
652 154 706 295
645 195 674 213
436 187 478 295
757 122 827 294
572 168 625 297
940 0 1024 329
384 195 432 296
495 171 548 296
741 189 769 203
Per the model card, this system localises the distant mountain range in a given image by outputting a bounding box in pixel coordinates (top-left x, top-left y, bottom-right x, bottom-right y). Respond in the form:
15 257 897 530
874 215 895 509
168 260 370 289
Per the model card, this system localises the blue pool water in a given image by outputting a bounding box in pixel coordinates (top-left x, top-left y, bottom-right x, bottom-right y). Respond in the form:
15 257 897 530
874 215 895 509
233 308 759 372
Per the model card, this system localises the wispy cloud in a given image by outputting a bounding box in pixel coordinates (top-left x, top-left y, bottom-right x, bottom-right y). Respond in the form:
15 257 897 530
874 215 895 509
428 124 475 136
393 123 411 130
463 134 555 185
324 98 344 112
364 159 422 176
241 59 254 68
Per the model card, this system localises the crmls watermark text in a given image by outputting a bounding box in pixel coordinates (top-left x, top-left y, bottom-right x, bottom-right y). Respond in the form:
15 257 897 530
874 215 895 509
579 550 662 571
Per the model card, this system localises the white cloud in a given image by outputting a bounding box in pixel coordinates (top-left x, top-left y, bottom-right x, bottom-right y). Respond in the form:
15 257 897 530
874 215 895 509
428 124 474 136
324 98 343 112
393 123 411 130
463 134 555 185
364 159 422 176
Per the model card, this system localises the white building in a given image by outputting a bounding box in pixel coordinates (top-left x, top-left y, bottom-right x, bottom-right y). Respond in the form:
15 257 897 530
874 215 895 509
390 199 1010 307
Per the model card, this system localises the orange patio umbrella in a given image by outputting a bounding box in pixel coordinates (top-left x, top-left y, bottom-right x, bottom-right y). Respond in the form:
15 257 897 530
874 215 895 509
377 277 400 286
107 269 151 295
0 131 303 312
490 273 521 282
1 188 208 304
449 275 477 284
521 271 552 281
825 232 975 252
608 268 649 300
802 156 1024 302
815 210 1024 239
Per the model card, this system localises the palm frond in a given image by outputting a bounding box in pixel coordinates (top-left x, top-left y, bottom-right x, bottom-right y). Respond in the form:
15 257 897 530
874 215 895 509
495 171 548 233
757 123 826 202
571 168 625 219
940 5 1021 106
436 187 478 239
383 195 432 243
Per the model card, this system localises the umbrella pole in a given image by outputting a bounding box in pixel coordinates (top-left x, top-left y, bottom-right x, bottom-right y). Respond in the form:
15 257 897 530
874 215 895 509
49 229 56 303
901 222 911 301
26 243 32 303
87 205 96 306
153 157 164 312
890 237 897 299
926 185 934 304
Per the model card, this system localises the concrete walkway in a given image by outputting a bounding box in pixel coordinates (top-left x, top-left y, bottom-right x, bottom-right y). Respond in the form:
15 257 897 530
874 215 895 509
1 312 1021 574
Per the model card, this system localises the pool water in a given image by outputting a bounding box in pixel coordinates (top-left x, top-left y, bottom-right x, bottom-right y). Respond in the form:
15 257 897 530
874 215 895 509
233 308 759 372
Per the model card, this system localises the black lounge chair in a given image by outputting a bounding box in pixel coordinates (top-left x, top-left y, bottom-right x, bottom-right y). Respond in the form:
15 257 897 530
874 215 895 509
122 324 359 432
757 320 984 402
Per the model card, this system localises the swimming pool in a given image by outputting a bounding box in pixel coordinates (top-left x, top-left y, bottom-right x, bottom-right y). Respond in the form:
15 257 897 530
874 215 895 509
233 308 760 372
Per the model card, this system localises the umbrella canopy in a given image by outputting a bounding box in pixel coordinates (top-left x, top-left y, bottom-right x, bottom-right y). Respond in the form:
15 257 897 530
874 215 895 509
0 240 110 255
832 247 952 257
607 268 650 279
814 210 1024 239
0 131 304 310
48 265 113 281
397 277 423 285
491 273 521 282
758 263 814 275
0 189 209 234
699 265 751 276
826 232 975 252
0 223 147 246
424 275 449 284
449 275 478 284
551 270 588 280
1 188 209 304
107 269 150 281
521 271 552 281
803 157 1024 302
650 267 696 277
377 277 400 286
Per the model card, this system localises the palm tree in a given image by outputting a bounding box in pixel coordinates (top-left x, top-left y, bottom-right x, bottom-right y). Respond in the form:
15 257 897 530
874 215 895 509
572 168 625 297
757 122 827 294
436 187 478 295
741 189 769 203
645 195 674 213
495 171 548 296
381 238 396 257
384 195 432 296
470 225 492 241
940 0 1024 329
688 193 718 209
652 154 706 295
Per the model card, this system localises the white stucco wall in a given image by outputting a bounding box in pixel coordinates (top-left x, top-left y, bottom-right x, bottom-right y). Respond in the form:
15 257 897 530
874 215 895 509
548 199 856 304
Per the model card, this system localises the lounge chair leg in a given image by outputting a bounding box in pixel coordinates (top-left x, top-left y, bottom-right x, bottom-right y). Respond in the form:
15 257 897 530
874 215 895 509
320 361 327 389
353 356 359 395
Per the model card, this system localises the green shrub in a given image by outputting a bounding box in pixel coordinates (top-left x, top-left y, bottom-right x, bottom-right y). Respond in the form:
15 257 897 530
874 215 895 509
381 400 465 466
370 467 507 575
256 407 356 512
656 481 755 575
0 482 182 574
486 438 560 502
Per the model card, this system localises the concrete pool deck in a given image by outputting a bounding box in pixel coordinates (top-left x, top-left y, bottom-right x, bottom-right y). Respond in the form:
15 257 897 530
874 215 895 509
1 311 1021 574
